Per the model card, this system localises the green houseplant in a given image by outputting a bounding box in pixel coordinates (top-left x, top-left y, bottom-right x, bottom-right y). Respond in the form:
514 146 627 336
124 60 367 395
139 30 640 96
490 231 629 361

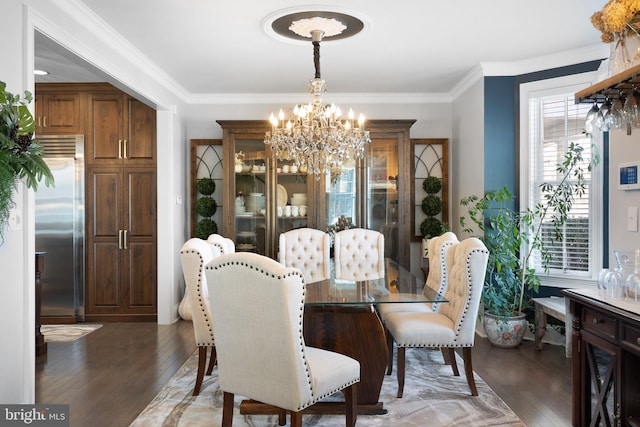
459 141 596 347
0 81 54 242
194 177 218 239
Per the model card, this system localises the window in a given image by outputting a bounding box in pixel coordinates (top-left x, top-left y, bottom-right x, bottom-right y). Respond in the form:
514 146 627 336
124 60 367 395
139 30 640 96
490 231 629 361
520 73 603 287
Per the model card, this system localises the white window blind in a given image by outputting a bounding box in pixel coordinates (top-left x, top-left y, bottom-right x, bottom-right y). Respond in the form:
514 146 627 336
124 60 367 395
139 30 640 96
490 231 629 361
521 72 602 286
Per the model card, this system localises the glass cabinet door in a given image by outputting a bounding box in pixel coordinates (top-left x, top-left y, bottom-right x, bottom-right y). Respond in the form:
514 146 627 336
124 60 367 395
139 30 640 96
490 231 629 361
233 140 267 255
366 140 399 263
325 160 357 229
274 159 312 256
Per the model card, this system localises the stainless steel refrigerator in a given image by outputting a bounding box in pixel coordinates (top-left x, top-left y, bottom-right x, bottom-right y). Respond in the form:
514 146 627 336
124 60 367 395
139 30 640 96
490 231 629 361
35 134 85 322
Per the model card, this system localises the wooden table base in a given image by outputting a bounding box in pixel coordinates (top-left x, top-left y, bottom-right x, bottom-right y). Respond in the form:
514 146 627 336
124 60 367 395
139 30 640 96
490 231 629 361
239 304 389 416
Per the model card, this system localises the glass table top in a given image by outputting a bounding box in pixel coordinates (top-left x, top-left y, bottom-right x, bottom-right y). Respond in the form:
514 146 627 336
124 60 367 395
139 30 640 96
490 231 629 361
304 258 447 306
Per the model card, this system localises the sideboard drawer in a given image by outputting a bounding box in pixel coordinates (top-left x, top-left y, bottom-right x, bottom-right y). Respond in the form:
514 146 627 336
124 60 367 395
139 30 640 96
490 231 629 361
622 323 640 355
583 307 617 340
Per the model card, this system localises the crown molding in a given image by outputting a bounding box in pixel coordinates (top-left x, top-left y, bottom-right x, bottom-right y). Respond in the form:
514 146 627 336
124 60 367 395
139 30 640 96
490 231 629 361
186 91 452 105
37 0 189 105
449 44 608 101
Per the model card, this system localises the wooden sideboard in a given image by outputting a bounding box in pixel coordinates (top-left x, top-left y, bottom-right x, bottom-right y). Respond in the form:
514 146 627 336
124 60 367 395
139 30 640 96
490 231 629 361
563 288 640 427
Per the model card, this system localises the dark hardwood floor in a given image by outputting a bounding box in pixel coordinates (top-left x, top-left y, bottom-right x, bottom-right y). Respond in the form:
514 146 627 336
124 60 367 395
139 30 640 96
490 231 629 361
36 321 571 426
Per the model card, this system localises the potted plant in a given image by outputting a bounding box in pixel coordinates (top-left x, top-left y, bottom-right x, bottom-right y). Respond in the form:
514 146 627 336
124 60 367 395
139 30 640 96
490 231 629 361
194 178 218 239
459 141 596 347
0 81 54 243
420 176 448 257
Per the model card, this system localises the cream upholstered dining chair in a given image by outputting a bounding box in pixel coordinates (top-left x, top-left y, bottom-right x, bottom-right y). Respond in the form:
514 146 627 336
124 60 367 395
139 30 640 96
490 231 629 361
278 228 331 283
179 238 222 396
205 252 360 427
377 232 459 373
207 233 236 254
333 228 384 280
384 237 489 398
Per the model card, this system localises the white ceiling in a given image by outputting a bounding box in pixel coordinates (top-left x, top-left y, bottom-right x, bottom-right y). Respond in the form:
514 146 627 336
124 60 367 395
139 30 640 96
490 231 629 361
35 0 607 97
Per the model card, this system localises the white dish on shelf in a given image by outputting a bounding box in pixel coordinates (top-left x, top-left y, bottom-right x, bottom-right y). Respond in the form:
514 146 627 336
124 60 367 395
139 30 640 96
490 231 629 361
236 212 254 217
237 231 257 237
237 243 255 250
277 184 288 207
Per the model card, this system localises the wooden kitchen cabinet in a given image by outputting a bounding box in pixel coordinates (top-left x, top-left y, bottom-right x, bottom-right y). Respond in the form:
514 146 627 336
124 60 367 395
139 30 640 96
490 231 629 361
34 86 83 135
86 87 156 165
85 166 157 320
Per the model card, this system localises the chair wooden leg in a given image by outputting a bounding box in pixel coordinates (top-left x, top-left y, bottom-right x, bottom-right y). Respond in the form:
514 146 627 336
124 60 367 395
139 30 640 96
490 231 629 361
206 346 216 375
290 411 302 427
344 383 357 427
193 346 207 396
447 347 460 376
222 391 234 427
278 409 286 426
386 326 394 375
440 347 451 364
396 346 405 398
463 347 478 396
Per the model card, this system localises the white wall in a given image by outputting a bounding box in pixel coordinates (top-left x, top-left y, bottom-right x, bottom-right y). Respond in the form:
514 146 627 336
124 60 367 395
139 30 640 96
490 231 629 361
1 0 36 405
450 79 485 239
608 131 640 265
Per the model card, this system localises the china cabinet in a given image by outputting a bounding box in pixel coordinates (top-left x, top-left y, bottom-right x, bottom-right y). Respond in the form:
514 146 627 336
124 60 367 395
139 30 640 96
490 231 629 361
217 119 414 268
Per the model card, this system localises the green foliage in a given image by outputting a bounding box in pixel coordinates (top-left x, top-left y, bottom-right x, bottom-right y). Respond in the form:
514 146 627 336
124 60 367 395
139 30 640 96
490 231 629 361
459 140 598 317
422 176 442 194
0 81 54 242
195 218 218 239
196 178 215 196
421 195 442 216
420 217 446 240
196 196 217 217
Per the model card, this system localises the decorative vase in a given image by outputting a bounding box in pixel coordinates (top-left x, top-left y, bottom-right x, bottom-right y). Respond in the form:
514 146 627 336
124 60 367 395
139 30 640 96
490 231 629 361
609 31 632 76
482 311 528 348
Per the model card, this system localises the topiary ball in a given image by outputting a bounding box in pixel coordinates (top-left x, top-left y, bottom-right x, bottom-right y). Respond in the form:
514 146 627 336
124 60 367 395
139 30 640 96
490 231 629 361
195 218 218 239
421 195 442 216
422 176 442 194
196 197 217 217
420 217 443 239
197 178 216 196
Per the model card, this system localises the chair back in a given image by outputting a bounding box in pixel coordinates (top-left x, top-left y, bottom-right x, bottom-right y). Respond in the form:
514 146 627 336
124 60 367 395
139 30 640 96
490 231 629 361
180 238 221 346
438 237 489 345
205 252 315 412
424 232 459 312
278 228 330 283
334 228 384 280
207 233 235 254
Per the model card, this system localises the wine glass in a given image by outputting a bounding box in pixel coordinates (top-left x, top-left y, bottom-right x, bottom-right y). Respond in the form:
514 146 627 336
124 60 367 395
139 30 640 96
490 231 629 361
610 96 625 129
596 99 612 131
624 89 640 127
584 102 600 133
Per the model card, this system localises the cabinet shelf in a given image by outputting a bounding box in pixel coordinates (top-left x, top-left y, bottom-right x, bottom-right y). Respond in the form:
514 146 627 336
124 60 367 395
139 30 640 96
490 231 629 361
575 63 640 104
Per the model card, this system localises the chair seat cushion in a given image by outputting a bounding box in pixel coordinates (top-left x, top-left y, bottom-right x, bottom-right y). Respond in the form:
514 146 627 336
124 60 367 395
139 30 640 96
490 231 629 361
377 302 432 322
305 347 360 401
384 312 456 347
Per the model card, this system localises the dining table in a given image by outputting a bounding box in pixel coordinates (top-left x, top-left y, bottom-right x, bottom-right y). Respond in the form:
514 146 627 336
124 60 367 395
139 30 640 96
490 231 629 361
239 257 448 416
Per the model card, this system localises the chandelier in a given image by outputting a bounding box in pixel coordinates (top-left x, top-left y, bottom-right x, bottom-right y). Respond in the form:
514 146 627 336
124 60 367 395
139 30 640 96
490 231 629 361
264 26 370 179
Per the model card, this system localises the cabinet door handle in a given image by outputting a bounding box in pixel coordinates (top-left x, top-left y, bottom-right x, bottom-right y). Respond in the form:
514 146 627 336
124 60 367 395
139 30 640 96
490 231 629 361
43 116 47 128
637 337 640 345
118 230 123 249
118 140 123 159
593 318 602 325
123 230 128 249
123 140 128 159
38 116 41 127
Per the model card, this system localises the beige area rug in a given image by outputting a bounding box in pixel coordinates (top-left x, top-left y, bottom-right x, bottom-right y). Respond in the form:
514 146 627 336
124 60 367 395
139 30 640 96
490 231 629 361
130 347 524 427
40 324 102 342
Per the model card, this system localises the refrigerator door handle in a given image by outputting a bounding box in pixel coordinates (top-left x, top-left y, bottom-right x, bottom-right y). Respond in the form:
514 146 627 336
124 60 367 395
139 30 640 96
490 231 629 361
119 229 123 249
